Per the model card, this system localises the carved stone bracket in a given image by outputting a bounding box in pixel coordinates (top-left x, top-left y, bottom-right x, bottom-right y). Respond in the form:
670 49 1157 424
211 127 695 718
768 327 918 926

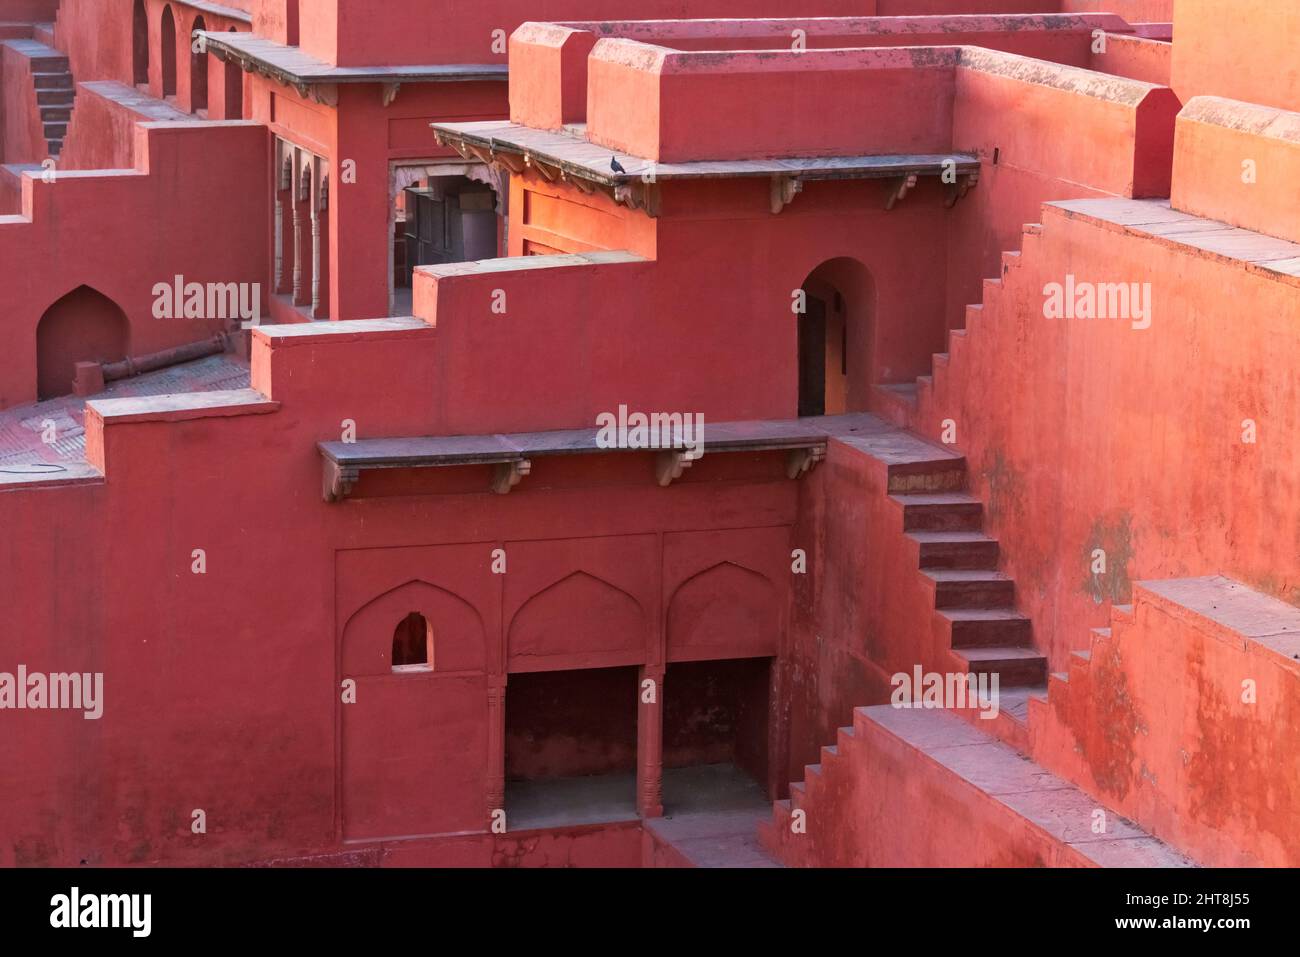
381 82 401 107
323 461 360 502
943 167 980 208
491 459 531 495
786 444 826 479
656 449 700 487
770 175 803 214
613 180 660 218
884 172 919 210
525 153 560 182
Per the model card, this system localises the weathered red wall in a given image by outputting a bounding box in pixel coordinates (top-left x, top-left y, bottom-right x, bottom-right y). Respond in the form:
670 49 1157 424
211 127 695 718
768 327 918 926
1170 97 1300 245
1032 582 1300 867
1171 0 1300 112
0 120 267 408
1 41 49 163
913 203 1300 673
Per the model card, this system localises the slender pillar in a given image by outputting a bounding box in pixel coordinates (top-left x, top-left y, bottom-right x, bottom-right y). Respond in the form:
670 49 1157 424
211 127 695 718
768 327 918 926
275 153 294 295
292 167 311 306
310 208 321 315
637 664 665 818
273 197 284 290
486 678 506 818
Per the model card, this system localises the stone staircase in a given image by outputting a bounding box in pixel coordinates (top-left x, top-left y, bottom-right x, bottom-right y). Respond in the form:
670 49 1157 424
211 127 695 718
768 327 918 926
28 41 73 157
1 38 74 157
893 475 1048 750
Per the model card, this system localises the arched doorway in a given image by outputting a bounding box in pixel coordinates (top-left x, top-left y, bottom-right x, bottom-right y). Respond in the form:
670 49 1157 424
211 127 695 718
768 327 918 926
223 27 243 119
132 0 148 86
797 257 874 417
36 286 129 399
160 5 177 98
190 15 207 113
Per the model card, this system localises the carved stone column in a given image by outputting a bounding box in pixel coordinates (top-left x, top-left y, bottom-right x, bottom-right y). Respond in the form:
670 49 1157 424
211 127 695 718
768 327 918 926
292 165 311 306
637 663 665 818
486 677 506 817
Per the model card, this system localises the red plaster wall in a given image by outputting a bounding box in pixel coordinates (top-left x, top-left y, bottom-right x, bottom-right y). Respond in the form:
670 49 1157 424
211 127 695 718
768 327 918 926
0 121 268 408
1171 0 1300 112
1032 587 1300 867
0 319 803 863
1170 97 1300 245
913 205 1300 675
1 42 48 164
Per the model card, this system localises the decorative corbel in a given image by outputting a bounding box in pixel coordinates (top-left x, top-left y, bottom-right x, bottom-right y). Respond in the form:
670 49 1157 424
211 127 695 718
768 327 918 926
786 444 826 479
943 167 980 209
770 175 803 214
563 170 596 194
526 154 560 183
656 449 698 487
323 461 360 502
884 172 919 211
488 146 524 174
614 181 660 218
312 84 339 108
381 82 401 107
492 459 531 494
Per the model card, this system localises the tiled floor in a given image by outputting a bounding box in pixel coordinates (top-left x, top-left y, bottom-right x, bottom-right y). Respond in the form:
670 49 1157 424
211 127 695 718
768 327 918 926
0 353 250 479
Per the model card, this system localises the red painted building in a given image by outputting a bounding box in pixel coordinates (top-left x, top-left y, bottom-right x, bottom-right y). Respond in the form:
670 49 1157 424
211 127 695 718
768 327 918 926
1 0 1298 869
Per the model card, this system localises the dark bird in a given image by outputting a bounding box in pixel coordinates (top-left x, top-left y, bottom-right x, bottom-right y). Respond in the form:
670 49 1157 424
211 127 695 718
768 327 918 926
610 156 627 174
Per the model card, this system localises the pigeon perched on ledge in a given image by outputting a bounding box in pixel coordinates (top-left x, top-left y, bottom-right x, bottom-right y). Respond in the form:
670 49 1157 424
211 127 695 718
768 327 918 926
610 156 627 174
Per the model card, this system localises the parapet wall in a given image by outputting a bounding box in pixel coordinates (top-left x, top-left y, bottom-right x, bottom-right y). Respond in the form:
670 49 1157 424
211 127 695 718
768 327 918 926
1032 577 1300 867
513 14 1137 134
1171 97 1300 245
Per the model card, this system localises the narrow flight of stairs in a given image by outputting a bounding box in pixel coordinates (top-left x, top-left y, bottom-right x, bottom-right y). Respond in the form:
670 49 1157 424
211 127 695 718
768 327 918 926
6 39 74 157
893 481 1048 750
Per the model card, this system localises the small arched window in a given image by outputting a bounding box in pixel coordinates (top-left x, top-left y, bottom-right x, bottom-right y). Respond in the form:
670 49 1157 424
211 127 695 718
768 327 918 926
391 612 433 672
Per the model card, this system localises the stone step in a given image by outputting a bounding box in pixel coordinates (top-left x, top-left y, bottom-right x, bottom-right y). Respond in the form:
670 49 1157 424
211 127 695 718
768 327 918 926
953 645 1048 686
908 529 999 569
32 71 71 89
42 121 66 138
939 607 1032 648
924 568 1015 609
36 88 72 106
893 492 983 532
40 106 70 122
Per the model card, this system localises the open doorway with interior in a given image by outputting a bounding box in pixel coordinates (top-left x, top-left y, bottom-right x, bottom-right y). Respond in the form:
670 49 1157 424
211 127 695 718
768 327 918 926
798 257 874 417
389 160 507 316
661 657 771 811
504 665 639 831
647 656 777 867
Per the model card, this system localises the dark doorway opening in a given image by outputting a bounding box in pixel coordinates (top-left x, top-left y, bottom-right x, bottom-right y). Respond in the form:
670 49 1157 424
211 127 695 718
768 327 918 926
223 28 243 118
504 666 638 829
798 258 872 416
132 0 149 87
190 16 208 113
663 657 771 803
160 5 177 97
36 286 129 400
401 176 498 281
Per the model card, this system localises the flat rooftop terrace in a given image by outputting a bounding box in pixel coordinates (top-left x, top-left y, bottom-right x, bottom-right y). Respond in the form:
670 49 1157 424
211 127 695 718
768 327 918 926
0 354 249 488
